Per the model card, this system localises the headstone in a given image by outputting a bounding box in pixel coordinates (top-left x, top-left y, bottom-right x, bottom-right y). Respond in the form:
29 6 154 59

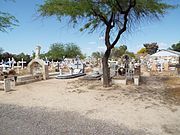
70 68 73 74
44 65 49 80
164 62 169 71
16 62 20 73
112 78 127 85
4 78 11 92
152 62 157 71
134 76 140 86
51 60 54 69
59 68 62 75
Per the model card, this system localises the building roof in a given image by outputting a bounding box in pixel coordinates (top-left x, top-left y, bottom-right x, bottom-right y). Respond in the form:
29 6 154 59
151 49 180 57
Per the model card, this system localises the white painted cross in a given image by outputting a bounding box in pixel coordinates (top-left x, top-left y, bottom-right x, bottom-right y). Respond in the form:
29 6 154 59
11 57 16 69
0 64 10 72
19 58 26 69
1 59 4 64
8 58 11 67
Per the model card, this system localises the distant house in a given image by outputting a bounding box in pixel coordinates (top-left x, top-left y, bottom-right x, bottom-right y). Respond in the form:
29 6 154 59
151 49 180 57
150 49 180 64
147 49 180 72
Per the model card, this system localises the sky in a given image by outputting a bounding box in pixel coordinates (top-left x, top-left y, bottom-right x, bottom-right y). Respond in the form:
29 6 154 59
0 0 180 56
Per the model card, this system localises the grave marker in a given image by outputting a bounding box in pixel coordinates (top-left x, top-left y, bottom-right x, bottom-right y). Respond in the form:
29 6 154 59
19 58 26 69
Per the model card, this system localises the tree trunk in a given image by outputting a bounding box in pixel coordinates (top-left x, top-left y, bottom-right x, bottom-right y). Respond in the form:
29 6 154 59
102 49 111 87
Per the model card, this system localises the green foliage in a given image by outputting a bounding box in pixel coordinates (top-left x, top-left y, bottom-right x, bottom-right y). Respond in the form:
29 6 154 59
144 42 159 55
110 45 135 59
137 47 147 54
169 41 180 52
45 43 84 60
14 53 31 63
119 45 127 56
0 47 4 54
46 43 65 60
0 43 84 62
110 45 127 59
0 1 18 32
1 52 13 61
65 43 83 58
111 47 122 59
39 0 173 34
91 51 103 59
0 48 4 60
0 51 31 63
125 51 135 58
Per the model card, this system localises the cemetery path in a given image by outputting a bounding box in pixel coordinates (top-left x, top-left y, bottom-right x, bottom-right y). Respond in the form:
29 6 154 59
0 77 180 135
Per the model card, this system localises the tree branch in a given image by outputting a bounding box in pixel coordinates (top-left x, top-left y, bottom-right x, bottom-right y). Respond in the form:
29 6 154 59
91 8 109 26
105 12 116 49
111 0 136 49
115 0 126 14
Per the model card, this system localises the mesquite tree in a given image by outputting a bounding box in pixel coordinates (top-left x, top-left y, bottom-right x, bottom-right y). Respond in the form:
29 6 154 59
39 0 173 87
0 0 18 32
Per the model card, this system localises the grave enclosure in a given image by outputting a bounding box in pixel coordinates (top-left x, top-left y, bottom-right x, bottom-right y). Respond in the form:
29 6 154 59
110 55 141 86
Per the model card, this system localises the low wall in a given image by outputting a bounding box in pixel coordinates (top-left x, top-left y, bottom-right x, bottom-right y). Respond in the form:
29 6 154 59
15 72 59 85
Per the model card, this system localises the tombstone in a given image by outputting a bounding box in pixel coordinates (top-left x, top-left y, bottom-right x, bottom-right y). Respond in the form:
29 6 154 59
35 46 41 59
45 57 49 65
134 76 140 86
164 62 169 71
16 62 20 74
28 59 49 80
27 45 49 80
50 60 54 69
4 78 15 92
151 62 157 71
59 68 62 75
69 67 74 75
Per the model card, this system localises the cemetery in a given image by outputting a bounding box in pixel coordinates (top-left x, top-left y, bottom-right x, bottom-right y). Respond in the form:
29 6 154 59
1 1 180 135
0 45 180 93
0 51 180 134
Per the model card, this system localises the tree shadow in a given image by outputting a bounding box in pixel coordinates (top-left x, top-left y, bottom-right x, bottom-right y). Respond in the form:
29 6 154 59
0 103 151 135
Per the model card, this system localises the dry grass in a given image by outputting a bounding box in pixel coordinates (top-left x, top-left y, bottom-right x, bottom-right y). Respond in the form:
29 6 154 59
68 76 180 106
165 77 180 85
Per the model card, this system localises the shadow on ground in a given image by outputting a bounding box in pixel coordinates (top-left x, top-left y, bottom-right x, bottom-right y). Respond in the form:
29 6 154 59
0 104 150 135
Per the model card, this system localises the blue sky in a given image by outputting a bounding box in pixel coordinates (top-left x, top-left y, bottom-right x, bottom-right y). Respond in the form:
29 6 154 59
0 0 180 56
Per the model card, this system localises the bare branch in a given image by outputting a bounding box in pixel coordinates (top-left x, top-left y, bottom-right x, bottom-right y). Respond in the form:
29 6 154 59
111 0 136 49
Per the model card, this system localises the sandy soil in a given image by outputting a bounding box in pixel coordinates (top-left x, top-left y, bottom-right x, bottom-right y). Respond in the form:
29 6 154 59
0 76 180 135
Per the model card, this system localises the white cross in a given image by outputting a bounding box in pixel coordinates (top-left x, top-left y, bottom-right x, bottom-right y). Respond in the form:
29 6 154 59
11 57 16 69
19 58 26 69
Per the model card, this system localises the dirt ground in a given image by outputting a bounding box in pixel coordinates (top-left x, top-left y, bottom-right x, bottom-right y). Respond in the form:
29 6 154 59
0 76 180 135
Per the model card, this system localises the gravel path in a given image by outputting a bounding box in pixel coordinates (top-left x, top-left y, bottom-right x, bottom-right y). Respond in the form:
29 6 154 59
0 104 148 135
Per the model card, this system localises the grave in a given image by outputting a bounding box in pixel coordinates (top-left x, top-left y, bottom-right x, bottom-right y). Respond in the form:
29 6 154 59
111 54 141 86
0 77 15 92
56 55 86 79
28 46 49 80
